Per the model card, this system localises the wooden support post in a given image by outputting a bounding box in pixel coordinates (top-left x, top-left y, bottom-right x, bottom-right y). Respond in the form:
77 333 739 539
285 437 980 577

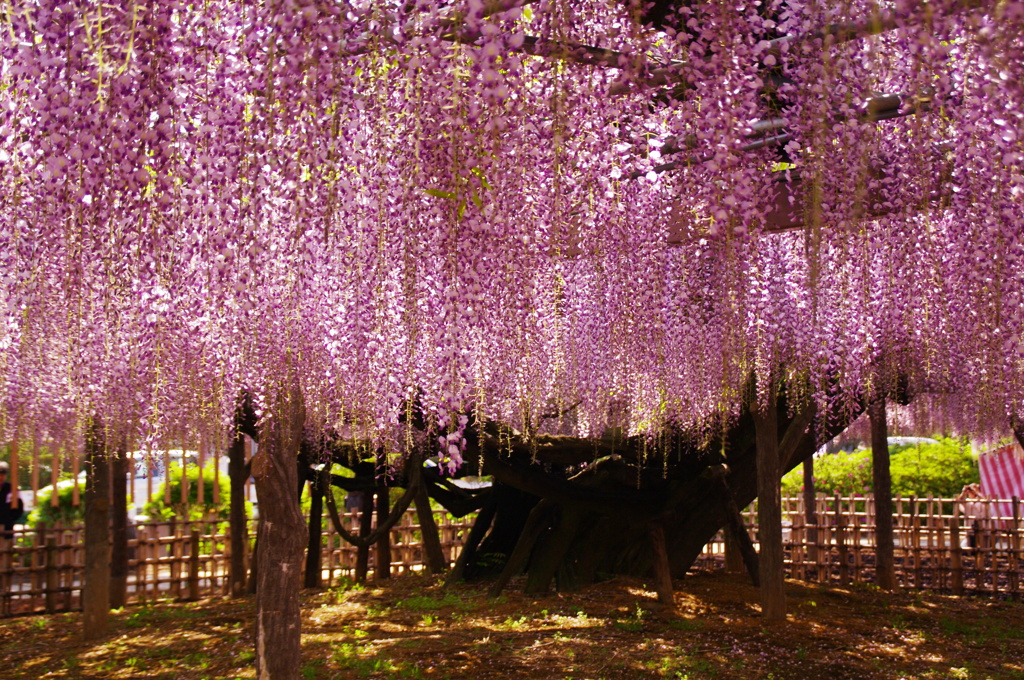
45 537 58 614
414 481 447 574
648 522 674 606
83 422 111 640
110 447 129 609
354 491 373 583
375 488 392 581
188 529 201 601
489 500 554 598
445 500 496 588
869 399 895 590
228 430 249 597
753 390 785 620
723 525 744 574
304 473 324 589
720 476 760 586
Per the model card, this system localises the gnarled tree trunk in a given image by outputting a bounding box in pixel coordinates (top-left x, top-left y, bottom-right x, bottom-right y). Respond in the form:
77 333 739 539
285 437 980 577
448 388 858 600
83 422 111 640
252 384 307 680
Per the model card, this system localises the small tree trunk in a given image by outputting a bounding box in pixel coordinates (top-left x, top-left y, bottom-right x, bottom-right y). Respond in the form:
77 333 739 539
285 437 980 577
252 384 307 680
802 457 818 563
414 482 447 574
304 472 324 589
83 423 111 640
870 398 895 590
228 431 249 597
753 391 785 621
354 491 373 582
110 446 129 609
375 488 391 581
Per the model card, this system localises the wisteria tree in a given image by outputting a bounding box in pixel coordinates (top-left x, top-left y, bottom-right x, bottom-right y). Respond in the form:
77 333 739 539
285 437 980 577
1 0 1022 677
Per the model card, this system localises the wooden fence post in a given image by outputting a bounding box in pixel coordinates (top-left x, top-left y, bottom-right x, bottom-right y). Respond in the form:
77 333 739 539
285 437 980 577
835 493 849 586
45 537 58 614
188 529 201 601
950 507 964 596
172 526 183 600
1011 497 1020 597
911 496 922 590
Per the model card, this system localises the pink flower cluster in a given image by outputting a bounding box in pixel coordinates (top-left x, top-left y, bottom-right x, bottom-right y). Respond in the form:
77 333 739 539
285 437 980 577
0 0 1020 462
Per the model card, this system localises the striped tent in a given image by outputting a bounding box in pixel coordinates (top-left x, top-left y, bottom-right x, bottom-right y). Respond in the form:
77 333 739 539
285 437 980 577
978 443 1024 519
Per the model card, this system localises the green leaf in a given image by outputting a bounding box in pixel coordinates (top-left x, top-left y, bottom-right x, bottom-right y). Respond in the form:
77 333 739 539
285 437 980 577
471 167 492 190
425 188 456 200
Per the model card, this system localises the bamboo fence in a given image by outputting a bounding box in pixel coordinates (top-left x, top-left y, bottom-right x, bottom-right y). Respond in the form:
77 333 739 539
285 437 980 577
0 509 474 617
1 495 1021 617
696 494 1023 596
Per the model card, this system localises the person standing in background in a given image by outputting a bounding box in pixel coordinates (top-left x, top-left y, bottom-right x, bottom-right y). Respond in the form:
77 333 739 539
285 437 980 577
0 462 21 539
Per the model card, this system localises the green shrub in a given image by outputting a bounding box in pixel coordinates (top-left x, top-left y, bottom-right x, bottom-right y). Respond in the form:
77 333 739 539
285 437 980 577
30 480 85 526
889 439 980 498
144 463 235 521
782 437 979 499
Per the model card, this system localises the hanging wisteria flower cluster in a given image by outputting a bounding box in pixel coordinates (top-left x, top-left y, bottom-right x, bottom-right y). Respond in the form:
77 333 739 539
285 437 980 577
0 0 1021 460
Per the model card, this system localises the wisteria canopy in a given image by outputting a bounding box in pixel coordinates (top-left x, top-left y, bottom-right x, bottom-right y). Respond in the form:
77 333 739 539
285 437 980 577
0 0 1022 460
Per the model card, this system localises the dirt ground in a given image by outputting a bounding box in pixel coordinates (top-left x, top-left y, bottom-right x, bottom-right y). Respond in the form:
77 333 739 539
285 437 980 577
2 572 1023 679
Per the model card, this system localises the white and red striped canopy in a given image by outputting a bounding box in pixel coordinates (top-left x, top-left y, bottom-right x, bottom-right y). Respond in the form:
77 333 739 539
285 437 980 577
978 444 1024 518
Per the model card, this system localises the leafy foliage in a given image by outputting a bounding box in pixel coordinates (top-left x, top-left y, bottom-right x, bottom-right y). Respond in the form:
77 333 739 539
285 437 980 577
143 463 235 521
782 438 980 499
29 480 84 526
